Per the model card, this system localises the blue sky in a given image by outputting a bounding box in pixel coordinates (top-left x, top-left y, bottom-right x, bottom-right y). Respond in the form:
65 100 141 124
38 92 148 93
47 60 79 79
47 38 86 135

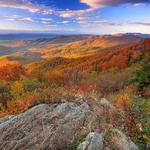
0 0 150 34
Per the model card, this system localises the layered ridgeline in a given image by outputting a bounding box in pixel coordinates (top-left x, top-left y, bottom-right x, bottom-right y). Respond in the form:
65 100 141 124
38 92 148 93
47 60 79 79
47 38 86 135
0 34 92 63
0 33 145 62
0 33 150 149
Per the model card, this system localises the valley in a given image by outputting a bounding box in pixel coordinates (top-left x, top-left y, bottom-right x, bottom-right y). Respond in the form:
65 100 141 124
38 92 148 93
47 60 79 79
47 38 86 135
0 0 150 149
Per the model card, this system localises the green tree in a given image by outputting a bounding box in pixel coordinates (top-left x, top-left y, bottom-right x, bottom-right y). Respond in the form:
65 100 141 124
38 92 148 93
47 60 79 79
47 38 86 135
21 78 44 92
130 58 150 90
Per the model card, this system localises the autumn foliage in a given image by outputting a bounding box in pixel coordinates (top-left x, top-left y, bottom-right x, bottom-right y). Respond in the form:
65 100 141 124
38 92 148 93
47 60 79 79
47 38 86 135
0 63 25 81
115 94 131 112
7 99 29 114
0 38 149 147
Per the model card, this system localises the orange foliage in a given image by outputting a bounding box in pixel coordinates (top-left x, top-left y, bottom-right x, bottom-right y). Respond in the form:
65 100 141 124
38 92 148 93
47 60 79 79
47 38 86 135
7 99 29 114
125 85 138 94
115 94 131 112
48 70 66 85
0 111 8 118
0 63 25 81
115 94 140 137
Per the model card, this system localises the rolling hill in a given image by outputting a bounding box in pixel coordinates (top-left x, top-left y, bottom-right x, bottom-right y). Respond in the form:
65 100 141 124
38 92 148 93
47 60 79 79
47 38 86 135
29 33 143 58
27 38 150 78
0 34 92 63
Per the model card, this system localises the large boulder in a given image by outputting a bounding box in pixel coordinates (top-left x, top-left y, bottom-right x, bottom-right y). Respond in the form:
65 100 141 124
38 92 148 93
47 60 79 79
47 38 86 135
0 102 95 150
0 99 139 150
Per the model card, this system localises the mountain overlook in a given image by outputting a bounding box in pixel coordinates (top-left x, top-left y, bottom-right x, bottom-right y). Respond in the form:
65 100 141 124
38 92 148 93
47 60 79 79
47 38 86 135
0 33 149 150
0 0 150 149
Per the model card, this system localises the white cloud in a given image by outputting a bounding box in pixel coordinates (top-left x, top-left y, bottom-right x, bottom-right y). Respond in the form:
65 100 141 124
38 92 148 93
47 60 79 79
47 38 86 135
0 0 98 21
78 19 121 26
2 14 55 25
6 15 34 22
41 18 53 22
58 8 97 20
132 21 150 26
57 21 70 24
80 0 150 8
0 0 53 14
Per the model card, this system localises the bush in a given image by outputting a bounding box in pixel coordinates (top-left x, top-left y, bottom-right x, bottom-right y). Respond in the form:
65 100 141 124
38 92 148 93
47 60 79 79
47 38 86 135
21 78 44 92
7 99 29 114
0 80 10 107
97 69 131 95
11 81 24 98
115 94 131 112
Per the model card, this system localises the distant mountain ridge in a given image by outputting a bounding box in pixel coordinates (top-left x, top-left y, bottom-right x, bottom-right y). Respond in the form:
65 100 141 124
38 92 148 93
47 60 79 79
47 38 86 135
100 33 150 38
0 33 57 41
0 33 92 41
0 33 149 63
0 32 149 41
39 33 143 58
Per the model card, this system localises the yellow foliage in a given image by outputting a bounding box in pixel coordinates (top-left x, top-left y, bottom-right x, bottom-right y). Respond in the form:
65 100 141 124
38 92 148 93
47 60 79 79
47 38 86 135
11 81 24 98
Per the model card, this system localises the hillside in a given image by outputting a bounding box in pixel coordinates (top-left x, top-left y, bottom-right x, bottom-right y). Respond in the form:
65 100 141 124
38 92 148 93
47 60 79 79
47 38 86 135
35 34 142 58
0 35 149 150
0 0 150 149
0 33 146 62
27 38 150 75
0 35 92 62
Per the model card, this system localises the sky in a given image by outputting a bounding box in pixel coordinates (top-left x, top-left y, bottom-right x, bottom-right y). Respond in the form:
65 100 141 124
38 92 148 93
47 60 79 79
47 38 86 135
0 0 150 34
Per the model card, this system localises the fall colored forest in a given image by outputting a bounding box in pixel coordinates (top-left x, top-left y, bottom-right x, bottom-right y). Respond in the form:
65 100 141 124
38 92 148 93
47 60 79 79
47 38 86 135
0 35 150 149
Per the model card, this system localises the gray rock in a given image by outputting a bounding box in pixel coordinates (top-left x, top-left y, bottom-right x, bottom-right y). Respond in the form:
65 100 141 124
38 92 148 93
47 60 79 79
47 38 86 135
78 132 103 150
0 102 94 150
129 141 139 150
100 98 116 111
0 104 51 132
0 99 139 150
0 115 15 124
105 128 139 150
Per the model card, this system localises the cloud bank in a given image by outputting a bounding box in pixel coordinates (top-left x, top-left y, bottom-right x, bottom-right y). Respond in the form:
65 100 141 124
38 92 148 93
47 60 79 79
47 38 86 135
80 0 150 8
0 0 53 14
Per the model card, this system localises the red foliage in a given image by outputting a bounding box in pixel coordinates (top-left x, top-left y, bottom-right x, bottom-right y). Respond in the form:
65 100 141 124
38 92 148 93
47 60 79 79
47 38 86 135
101 49 129 70
7 99 29 114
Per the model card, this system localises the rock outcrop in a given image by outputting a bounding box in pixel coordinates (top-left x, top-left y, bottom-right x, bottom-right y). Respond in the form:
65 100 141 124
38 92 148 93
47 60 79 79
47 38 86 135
0 98 139 150
104 128 139 150
78 132 103 150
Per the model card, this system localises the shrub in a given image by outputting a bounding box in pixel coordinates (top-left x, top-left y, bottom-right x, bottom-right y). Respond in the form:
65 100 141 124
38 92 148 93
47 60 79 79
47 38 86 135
7 99 29 114
11 81 25 98
0 80 10 107
21 78 44 92
115 94 131 112
97 69 131 95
